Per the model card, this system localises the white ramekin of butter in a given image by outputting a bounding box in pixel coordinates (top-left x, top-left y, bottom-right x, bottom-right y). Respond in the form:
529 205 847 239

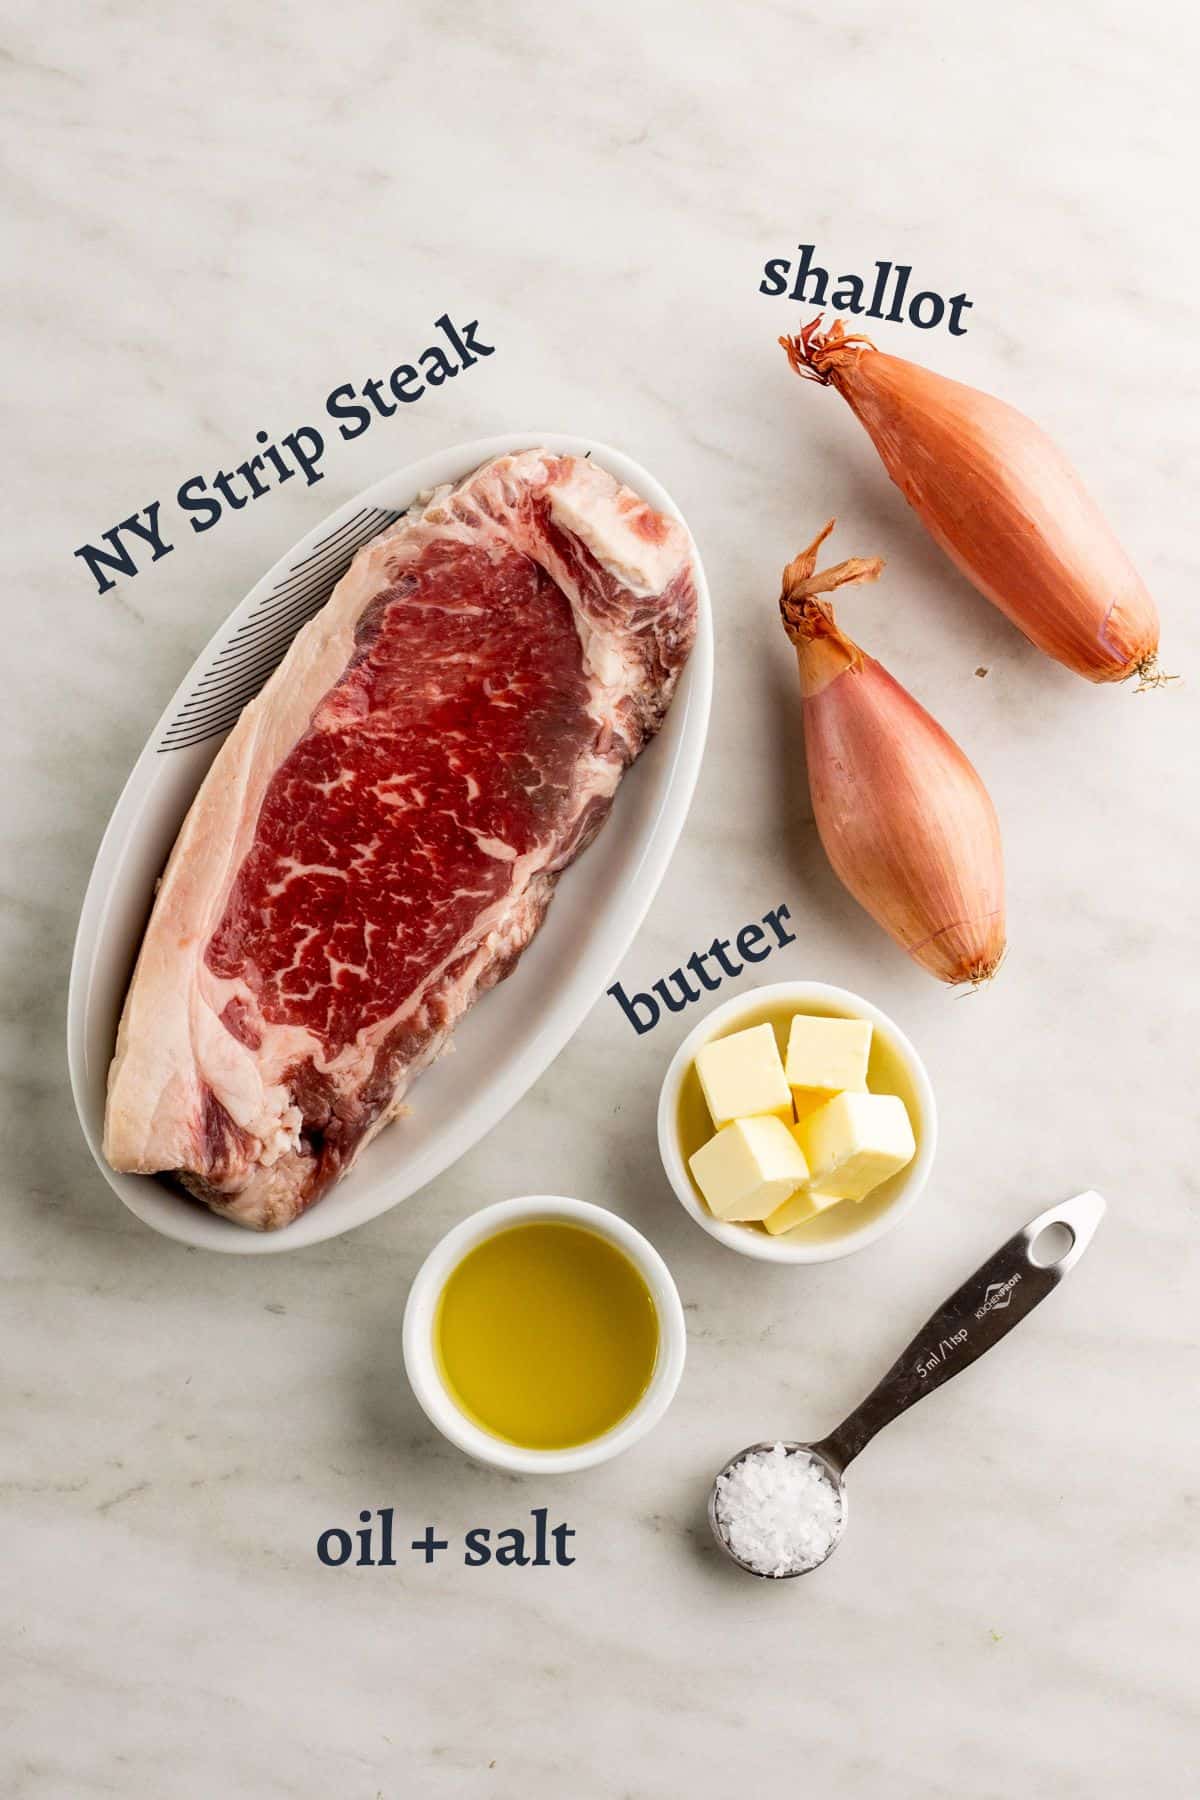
657 982 937 1263
403 1195 687 1473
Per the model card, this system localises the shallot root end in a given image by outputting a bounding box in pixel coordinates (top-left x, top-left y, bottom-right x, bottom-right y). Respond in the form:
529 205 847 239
1133 651 1178 693
951 950 1005 993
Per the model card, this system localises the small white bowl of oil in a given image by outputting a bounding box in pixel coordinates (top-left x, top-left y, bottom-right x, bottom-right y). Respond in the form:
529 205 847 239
402 1195 687 1474
657 981 937 1264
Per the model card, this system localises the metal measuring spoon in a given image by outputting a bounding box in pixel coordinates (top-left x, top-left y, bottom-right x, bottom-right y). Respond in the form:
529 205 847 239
709 1191 1105 1578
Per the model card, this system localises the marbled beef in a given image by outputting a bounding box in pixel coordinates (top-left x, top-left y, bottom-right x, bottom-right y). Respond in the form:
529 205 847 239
103 450 697 1228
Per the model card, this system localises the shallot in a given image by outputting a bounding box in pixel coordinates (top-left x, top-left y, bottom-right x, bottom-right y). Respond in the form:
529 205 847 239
780 522 1005 986
781 319 1165 686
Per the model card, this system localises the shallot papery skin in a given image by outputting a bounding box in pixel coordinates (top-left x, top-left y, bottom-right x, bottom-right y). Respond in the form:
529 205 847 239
781 524 1005 985
782 319 1163 685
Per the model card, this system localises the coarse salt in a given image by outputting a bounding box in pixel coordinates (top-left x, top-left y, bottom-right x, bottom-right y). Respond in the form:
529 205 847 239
713 1443 843 1577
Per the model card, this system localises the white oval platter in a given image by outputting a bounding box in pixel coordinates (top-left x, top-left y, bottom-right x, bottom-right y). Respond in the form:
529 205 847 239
67 434 713 1253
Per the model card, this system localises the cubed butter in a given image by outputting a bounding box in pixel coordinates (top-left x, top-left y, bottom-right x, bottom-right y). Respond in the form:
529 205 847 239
794 1091 916 1202
785 1014 872 1107
694 1023 793 1130
763 1183 847 1235
688 1115 808 1222
790 1088 831 1127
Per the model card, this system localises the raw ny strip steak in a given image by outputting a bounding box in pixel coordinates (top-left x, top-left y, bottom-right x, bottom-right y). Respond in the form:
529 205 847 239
104 450 697 1229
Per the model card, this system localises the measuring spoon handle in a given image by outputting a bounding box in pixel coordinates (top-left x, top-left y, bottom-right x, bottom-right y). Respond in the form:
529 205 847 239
815 1191 1105 1474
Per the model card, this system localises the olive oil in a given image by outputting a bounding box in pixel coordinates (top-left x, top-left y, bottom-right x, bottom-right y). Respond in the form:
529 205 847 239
434 1222 659 1450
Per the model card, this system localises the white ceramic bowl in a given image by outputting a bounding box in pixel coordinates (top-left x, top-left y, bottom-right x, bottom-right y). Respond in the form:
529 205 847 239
67 433 712 1253
402 1196 687 1473
657 982 937 1264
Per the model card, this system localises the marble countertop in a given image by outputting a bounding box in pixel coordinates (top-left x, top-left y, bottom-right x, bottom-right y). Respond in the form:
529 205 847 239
5 3 1198 1795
